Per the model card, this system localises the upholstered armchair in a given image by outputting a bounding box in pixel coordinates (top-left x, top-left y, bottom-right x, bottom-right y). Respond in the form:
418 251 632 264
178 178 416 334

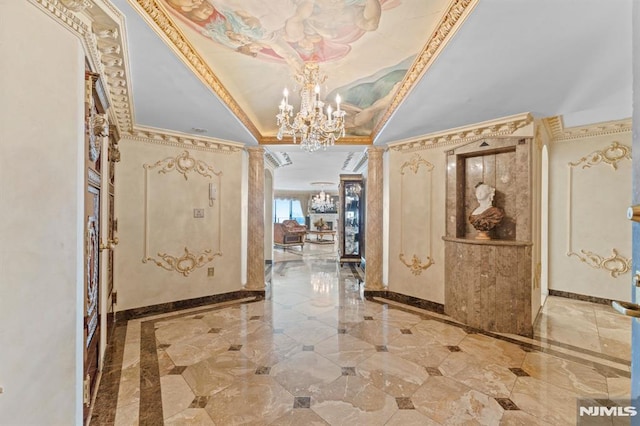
274 220 307 248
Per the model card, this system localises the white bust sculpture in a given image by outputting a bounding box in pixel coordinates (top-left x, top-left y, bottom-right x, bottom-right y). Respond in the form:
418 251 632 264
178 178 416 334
469 183 504 239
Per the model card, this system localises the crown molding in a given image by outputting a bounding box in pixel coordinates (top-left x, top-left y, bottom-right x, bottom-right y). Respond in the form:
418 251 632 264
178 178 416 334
130 0 261 141
124 126 243 154
260 135 372 146
545 116 632 142
388 112 533 152
372 0 478 139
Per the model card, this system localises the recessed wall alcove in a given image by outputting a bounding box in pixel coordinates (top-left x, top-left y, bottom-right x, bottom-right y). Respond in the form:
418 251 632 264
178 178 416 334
443 137 535 336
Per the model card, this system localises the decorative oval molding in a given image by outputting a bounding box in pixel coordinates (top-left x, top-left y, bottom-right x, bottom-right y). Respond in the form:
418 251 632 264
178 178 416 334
399 253 434 276
400 154 434 175
144 150 223 180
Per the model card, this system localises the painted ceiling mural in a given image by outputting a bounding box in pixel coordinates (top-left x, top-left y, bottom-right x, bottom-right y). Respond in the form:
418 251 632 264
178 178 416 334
155 0 453 140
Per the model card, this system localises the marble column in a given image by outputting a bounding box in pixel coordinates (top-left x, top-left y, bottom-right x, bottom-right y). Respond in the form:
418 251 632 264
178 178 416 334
246 147 265 290
365 147 385 290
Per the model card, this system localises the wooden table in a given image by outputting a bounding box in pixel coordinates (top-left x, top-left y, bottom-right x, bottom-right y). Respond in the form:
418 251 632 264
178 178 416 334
306 229 337 243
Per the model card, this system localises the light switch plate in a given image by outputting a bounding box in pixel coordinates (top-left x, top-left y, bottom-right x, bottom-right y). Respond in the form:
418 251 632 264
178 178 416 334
194 208 205 218
208 267 215 277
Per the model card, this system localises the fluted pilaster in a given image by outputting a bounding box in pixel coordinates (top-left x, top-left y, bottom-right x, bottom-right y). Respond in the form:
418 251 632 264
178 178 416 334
246 147 265 290
365 147 385 290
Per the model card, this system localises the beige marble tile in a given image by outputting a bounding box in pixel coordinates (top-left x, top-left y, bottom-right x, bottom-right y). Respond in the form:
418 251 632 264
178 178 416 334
373 308 423 329
499 410 553 425
164 408 214 425
270 409 330 425
438 351 516 398
181 352 256 396
154 318 212 346
385 410 442 426
160 375 195 420
113 401 139 426
204 376 294 426
412 320 468 346
458 333 527 367
356 352 429 397
164 333 232 366
314 333 377 367
219 318 276 343
347 320 403 346
240 332 302 367
157 349 176 377
271 351 342 395
116 364 140 407
607 377 631 399
311 376 398 425
522 351 608 398
510 376 579 425
200 308 245 330
387 334 452 369
412 376 504 425
282 320 338 345
268 308 311 329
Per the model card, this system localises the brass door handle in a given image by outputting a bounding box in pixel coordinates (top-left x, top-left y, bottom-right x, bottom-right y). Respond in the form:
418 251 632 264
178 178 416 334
99 237 119 251
611 300 640 318
627 205 640 222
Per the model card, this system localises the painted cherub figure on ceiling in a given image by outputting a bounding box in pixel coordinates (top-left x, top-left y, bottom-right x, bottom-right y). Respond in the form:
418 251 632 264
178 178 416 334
163 0 399 66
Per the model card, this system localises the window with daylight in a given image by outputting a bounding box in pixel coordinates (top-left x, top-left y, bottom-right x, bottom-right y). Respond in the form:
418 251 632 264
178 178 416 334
274 199 305 225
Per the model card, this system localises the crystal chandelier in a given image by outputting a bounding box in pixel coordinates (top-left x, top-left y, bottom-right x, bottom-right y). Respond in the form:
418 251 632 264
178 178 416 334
311 189 335 212
276 63 346 152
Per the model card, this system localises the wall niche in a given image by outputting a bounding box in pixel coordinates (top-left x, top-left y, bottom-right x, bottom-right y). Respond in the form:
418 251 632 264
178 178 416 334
443 137 534 336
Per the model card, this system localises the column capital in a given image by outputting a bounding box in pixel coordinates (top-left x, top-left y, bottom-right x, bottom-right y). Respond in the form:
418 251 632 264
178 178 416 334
246 146 265 157
366 146 386 158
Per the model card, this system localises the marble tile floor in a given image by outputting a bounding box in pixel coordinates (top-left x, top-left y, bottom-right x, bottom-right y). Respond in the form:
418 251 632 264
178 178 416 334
91 244 634 425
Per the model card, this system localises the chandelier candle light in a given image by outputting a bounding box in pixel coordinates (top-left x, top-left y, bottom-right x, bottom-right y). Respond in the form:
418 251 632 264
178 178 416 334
276 63 346 152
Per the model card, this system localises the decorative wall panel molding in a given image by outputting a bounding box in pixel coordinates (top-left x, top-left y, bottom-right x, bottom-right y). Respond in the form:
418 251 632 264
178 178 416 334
143 150 223 276
373 0 478 138
398 154 434 275
566 141 632 278
389 113 532 152
546 116 631 142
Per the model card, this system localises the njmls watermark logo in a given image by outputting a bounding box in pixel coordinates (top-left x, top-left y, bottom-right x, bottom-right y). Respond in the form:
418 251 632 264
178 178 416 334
577 399 639 424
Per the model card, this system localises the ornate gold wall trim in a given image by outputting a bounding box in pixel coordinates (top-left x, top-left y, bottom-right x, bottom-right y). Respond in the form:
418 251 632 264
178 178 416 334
567 249 631 278
546 116 632 142
130 0 260 141
568 141 631 170
398 154 434 275
566 141 632 278
126 126 243 154
145 246 221 277
143 150 223 276
389 113 533 152
372 0 478 139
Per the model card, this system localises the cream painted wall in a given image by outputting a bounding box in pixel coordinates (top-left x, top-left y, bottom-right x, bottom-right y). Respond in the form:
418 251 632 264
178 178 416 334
114 140 245 311
548 131 632 302
0 1 84 423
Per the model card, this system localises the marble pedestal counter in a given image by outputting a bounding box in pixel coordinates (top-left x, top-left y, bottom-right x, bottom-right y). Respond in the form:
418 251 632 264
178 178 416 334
443 237 533 336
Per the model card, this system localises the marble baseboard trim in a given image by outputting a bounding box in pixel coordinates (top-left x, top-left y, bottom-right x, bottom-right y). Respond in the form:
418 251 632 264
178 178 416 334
364 290 445 314
548 290 612 305
115 290 266 322
90 323 127 424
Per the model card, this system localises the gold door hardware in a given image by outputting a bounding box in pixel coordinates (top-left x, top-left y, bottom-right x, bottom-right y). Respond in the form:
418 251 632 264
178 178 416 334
99 237 119 251
611 300 640 318
627 205 640 222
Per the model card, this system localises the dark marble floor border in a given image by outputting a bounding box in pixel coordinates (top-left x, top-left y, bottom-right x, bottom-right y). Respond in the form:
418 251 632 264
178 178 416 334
115 290 265 322
369 297 631 378
365 290 445 314
549 289 612 306
90 323 128 425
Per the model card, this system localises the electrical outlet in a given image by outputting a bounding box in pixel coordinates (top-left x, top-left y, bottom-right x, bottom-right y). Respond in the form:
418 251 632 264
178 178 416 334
194 208 205 218
208 267 215 277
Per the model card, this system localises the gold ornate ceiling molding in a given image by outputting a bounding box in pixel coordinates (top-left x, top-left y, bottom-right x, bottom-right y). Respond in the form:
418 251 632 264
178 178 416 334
125 126 243 154
545 116 631 142
372 0 478 139
389 113 533 152
131 0 260 141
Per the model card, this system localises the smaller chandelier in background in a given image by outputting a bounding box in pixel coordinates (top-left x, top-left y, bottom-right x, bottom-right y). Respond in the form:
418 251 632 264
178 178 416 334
311 188 336 213
276 62 346 152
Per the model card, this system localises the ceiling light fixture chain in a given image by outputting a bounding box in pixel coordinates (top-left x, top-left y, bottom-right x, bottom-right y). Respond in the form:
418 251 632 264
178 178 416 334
276 62 346 152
